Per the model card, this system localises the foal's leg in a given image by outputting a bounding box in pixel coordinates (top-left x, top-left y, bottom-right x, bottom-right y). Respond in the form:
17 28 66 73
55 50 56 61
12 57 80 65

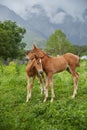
41 73 46 94
68 67 79 98
44 74 55 102
43 76 49 102
37 74 45 95
49 74 55 102
26 76 35 102
72 72 79 98
26 77 31 102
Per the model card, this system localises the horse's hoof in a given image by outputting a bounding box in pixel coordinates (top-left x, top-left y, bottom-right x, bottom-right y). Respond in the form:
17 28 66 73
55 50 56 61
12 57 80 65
50 98 54 102
43 99 46 102
72 95 75 99
43 98 47 102
26 98 30 102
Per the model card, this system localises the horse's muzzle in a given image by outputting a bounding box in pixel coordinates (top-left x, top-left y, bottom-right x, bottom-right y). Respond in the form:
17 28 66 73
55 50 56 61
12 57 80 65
38 70 43 75
25 57 30 61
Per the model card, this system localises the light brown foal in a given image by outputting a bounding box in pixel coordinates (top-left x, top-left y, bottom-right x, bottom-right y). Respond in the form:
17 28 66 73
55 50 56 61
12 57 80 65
26 58 45 102
27 45 80 102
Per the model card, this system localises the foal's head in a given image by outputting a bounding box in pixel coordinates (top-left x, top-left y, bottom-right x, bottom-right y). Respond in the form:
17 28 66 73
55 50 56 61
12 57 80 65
26 45 47 60
34 58 43 74
25 50 43 74
25 50 35 61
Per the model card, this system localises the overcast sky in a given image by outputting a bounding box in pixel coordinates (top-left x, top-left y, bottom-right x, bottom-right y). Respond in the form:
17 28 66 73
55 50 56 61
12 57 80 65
0 0 87 23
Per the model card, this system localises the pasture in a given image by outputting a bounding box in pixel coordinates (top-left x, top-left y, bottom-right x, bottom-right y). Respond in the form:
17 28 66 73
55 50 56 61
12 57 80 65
0 60 87 130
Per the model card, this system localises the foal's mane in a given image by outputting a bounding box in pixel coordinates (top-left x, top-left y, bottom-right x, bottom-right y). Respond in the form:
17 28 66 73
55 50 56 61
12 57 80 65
31 47 50 59
26 50 31 55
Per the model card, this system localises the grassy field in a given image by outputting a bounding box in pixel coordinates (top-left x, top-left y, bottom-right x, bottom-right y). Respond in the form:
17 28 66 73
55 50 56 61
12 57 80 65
0 60 87 130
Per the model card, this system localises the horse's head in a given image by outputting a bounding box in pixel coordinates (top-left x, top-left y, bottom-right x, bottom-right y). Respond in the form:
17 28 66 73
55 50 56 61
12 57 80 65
33 58 43 74
31 45 46 58
25 49 43 74
26 45 47 61
25 45 48 73
25 50 35 61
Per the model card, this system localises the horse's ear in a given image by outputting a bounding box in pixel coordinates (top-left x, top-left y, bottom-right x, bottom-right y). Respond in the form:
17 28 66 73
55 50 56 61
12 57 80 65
32 44 37 49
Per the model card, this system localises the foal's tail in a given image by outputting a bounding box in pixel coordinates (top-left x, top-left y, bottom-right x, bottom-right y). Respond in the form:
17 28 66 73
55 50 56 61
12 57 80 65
76 56 80 67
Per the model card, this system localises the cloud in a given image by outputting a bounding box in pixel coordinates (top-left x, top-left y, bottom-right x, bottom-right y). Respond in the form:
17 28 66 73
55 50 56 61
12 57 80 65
0 0 87 23
50 12 66 24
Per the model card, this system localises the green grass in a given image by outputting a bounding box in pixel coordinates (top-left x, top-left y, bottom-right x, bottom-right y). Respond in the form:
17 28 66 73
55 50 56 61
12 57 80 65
0 60 87 130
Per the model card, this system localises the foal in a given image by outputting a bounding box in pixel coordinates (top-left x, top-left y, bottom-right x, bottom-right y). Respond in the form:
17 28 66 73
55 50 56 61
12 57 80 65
26 57 45 102
27 45 80 102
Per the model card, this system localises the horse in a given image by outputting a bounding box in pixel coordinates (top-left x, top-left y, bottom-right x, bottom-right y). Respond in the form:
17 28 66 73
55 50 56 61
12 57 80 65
27 45 80 102
25 56 45 102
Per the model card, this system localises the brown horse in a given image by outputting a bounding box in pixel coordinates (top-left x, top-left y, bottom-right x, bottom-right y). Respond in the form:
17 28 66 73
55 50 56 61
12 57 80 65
26 57 45 102
27 45 80 102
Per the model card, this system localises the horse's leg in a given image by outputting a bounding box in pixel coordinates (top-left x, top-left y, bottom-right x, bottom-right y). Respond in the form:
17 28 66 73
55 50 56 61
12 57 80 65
72 72 79 98
41 73 46 94
49 74 55 102
39 76 44 95
43 76 49 102
68 66 79 98
37 74 44 95
26 76 31 102
26 76 35 102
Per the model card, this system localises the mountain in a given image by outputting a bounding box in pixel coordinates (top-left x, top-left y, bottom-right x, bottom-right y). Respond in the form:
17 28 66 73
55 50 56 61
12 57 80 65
0 4 87 47
0 4 46 49
25 4 87 45
25 4 55 38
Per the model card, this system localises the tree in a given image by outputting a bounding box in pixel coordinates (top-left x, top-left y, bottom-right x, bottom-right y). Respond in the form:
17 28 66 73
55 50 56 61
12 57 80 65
74 45 87 56
0 20 26 60
46 30 74 55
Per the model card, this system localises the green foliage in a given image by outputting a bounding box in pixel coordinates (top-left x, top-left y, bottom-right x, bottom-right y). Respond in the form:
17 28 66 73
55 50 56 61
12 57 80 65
0 61 87 130
0 20 26 60
46 30 74 55
0 57 4 74
4 61 17 75
74 45 87 56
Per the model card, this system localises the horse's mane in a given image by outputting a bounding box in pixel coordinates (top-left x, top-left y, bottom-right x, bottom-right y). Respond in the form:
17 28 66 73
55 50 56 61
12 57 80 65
26 50 31 55
32 48 50 58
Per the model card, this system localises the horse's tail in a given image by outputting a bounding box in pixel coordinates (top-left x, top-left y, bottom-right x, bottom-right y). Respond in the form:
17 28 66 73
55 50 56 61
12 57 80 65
76 56 80 67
